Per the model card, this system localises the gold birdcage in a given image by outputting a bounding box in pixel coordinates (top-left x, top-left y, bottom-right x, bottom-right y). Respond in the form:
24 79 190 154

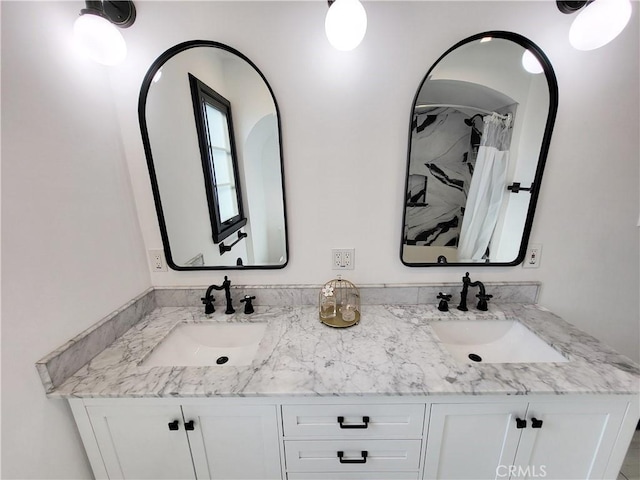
318 277 360 328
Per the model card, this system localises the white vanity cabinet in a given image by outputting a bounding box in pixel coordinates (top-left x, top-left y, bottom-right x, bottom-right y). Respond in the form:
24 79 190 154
183 404 281 479
423 398 632 480
77 402 196 480
512 400 630 479
69 399 282 480
69 395 636 480
423 402 526 479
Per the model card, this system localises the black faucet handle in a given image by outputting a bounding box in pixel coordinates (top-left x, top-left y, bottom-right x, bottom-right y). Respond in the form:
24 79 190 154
476 293 492 312
201 295 215 314
240 295 256 314
437 292 452 312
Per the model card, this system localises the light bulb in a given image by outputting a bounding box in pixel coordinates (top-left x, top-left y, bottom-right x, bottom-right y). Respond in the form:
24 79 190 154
325 0 367 51
73 12 127 66
569 0 632 51
522 50 543 74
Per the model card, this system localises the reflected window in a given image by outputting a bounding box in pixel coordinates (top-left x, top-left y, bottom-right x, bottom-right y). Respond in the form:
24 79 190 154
189 73 246 243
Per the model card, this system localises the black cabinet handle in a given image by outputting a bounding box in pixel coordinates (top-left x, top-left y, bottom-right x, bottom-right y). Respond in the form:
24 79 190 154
337 416 370 429
507 182 534 194
337 451 368 464
168 420 179 431
184 420 195 431
516 418 527 429
531 417 543 428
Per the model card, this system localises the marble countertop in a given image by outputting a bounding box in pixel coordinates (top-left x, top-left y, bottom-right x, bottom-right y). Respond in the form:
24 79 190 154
49 303 640 398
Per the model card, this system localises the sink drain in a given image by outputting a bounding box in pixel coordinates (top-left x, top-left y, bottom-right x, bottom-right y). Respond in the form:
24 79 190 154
216 356 229 365
468 353 483 362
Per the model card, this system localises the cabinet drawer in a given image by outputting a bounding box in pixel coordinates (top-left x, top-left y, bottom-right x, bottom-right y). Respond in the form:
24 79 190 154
284 439 422 473
287 472 419 479
282 404 425 438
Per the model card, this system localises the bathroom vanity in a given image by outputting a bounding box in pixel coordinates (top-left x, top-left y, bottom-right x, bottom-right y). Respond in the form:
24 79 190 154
37 286 639 480
68 394 634 480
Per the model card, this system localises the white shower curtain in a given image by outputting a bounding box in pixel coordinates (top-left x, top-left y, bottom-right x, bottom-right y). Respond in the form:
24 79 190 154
458 113 512 262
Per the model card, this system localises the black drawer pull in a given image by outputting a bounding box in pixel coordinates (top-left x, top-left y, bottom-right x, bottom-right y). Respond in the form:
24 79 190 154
337 416 370 429
184 420 195 431
337 451 368 464
531 417 543 428
168 420 179 431
516 418 527 429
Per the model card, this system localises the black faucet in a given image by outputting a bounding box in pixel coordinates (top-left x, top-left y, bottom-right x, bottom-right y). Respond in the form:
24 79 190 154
201 276 235 314
457 272 493 312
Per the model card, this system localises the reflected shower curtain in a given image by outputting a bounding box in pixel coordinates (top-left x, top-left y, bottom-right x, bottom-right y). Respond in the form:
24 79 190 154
458 113 512 261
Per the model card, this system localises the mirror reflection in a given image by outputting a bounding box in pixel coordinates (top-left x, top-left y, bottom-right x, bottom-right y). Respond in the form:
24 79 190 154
401 31 557 266
189 73 247 244
140 41 288 269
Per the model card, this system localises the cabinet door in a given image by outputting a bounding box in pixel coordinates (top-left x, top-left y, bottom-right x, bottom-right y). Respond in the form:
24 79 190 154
86 404 195 480
424 402 527 480
512 400 628 479
183 404 281 480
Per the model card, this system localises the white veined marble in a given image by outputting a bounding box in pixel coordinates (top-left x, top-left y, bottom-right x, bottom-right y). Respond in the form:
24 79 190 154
36 283 541 393
44 302 639 399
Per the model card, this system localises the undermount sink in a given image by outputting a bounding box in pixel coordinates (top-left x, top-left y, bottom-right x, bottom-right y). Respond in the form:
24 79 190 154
141 322 268 367
429 320 568 364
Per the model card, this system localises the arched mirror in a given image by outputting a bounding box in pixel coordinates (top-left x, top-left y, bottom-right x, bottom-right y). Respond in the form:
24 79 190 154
139 41 288 270
400 31 557 266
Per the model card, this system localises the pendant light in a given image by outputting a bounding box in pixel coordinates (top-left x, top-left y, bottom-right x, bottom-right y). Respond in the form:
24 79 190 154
325 0 368 51
557 0 632 51
73 1 136 66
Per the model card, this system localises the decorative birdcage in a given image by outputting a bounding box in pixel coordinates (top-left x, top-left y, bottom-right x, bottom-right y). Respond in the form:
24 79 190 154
318 277 360 328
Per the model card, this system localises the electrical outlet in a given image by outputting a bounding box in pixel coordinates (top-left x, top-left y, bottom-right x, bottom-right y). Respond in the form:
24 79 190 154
333 250 343 268
342 249 352 269
332 248 355 270
149 249 167 272
523 244 542 268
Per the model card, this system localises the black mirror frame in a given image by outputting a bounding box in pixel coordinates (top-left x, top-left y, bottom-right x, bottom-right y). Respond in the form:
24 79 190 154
139 40 289 270
400 31 558 268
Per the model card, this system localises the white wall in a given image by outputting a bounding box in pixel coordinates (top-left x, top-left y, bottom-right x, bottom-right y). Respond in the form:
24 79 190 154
2 1 638 478
1 1 151 478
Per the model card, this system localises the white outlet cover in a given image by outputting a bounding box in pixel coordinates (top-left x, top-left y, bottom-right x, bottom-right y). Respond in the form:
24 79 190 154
331 248 355 270
148 249 167 272
523 244 541 269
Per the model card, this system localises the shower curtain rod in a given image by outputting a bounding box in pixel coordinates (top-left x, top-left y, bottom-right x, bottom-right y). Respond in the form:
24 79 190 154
415 103 510 119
